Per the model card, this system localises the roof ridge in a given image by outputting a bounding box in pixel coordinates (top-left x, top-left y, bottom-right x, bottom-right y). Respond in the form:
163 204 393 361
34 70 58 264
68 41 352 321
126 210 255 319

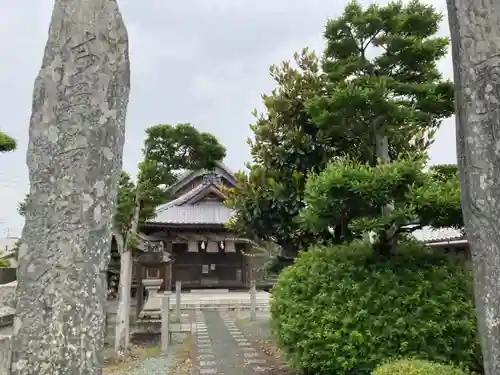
155 181 226 213
156 183 207 212
167 162 236 194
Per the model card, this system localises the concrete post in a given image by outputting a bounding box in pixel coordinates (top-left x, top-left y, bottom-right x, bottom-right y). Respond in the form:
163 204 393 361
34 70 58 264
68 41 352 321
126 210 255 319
250 279 257 321
175 281 182 321
161 291 171 353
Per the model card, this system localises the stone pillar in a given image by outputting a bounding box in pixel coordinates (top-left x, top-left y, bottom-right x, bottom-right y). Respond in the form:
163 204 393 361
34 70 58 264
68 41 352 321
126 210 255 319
175 281 182 321
161 291 171 353
250 279 257 321
9 0 130 372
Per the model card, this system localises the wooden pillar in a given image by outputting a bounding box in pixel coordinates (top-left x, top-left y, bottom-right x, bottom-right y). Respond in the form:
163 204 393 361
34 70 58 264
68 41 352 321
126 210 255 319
225 240 236 253
135 262 144 317
163 262 171 291
242 246 250 286
166 241 173 291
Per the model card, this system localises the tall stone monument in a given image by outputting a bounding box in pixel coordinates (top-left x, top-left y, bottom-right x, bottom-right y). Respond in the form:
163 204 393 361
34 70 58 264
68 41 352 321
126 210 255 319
10 0 130 374
447 0 500 374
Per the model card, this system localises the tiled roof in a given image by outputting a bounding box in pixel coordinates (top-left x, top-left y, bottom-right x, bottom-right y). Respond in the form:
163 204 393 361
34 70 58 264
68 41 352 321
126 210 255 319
150 182 232 225
411 226 465 243
157 183 207 211
153 203 233 225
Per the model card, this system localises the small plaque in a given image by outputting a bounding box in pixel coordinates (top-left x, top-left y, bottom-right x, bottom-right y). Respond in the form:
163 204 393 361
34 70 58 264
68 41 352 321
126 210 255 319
202 265 209 274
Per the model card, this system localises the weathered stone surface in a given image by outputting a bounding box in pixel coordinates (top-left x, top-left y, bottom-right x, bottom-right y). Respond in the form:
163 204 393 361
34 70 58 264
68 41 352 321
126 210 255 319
447 1 500 374
0 282 17 309
10 0 130 374
0 335 12 375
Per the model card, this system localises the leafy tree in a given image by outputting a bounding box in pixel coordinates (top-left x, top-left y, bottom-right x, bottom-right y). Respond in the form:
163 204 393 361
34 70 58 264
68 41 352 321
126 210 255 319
411 164 462 229
309 0 454 164
373 359 467 375
227 0 454 258
271 241 480 374
226 50 338 257
0 130 16 153
299 157 462 255
428 163 458 181
113 171 136 234
17 196 27 217
14 123 227 354
114 123 226 354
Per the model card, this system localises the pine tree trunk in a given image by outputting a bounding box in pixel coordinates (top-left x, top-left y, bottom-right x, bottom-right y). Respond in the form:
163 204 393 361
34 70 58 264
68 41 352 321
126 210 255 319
374 123 396 255
10 0 130 373
447 1 500 373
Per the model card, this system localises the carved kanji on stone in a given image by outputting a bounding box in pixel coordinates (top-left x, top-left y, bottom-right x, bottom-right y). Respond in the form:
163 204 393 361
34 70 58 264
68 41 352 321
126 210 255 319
9 0 130 374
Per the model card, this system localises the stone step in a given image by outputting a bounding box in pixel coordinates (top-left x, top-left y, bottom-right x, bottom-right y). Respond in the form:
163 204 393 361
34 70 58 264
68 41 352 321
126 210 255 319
189 289 230 293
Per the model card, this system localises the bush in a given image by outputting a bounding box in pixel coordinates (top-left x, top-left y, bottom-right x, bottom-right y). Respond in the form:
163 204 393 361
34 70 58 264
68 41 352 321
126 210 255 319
270 241 481 375
373 358 467 375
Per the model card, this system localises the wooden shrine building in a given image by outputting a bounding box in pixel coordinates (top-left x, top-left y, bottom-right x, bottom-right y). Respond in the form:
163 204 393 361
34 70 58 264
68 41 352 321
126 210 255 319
130 163 263 309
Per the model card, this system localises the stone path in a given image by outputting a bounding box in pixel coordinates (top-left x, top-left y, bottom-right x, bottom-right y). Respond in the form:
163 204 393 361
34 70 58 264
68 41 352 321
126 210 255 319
193 310 274 374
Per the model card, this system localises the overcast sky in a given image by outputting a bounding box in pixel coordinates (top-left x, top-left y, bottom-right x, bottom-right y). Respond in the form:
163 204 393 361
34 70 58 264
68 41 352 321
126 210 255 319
0 0 456 237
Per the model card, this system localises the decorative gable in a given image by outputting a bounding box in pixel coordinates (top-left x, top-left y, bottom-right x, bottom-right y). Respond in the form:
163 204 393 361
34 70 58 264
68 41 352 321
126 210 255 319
150 179 232 225
169 162 236 198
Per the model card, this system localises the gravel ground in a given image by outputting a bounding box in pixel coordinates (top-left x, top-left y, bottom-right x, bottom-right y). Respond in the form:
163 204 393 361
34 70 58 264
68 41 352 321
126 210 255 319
127 354 181 375
103 333 191 375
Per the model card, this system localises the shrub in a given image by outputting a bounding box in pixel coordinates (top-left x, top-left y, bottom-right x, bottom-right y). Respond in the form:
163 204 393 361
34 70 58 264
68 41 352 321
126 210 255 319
373 358 467 375
270 241 481 375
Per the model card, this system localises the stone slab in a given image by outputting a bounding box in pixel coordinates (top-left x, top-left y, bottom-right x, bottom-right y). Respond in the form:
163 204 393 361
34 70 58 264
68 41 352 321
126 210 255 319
0 334 11 375
0 282 16 309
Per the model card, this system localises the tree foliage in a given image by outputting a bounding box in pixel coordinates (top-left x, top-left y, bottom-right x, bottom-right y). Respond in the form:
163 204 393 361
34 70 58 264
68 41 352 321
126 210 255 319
226 0 455 257
373 359 467 375
271 241 481 374
18 123 226 237
0 130 16 153
226 50 330 256
309 0 454 165
299 158 462 253
114 172 136 234
135 123 226 225
113 123 226 237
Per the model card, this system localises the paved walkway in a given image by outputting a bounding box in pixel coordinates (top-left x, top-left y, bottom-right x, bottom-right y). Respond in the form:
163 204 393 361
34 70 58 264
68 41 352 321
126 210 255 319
193 311 275 374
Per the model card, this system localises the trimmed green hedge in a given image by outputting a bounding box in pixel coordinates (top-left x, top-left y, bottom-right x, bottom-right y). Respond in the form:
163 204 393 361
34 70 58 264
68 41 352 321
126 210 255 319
270 241 481 374
373 358 467 375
